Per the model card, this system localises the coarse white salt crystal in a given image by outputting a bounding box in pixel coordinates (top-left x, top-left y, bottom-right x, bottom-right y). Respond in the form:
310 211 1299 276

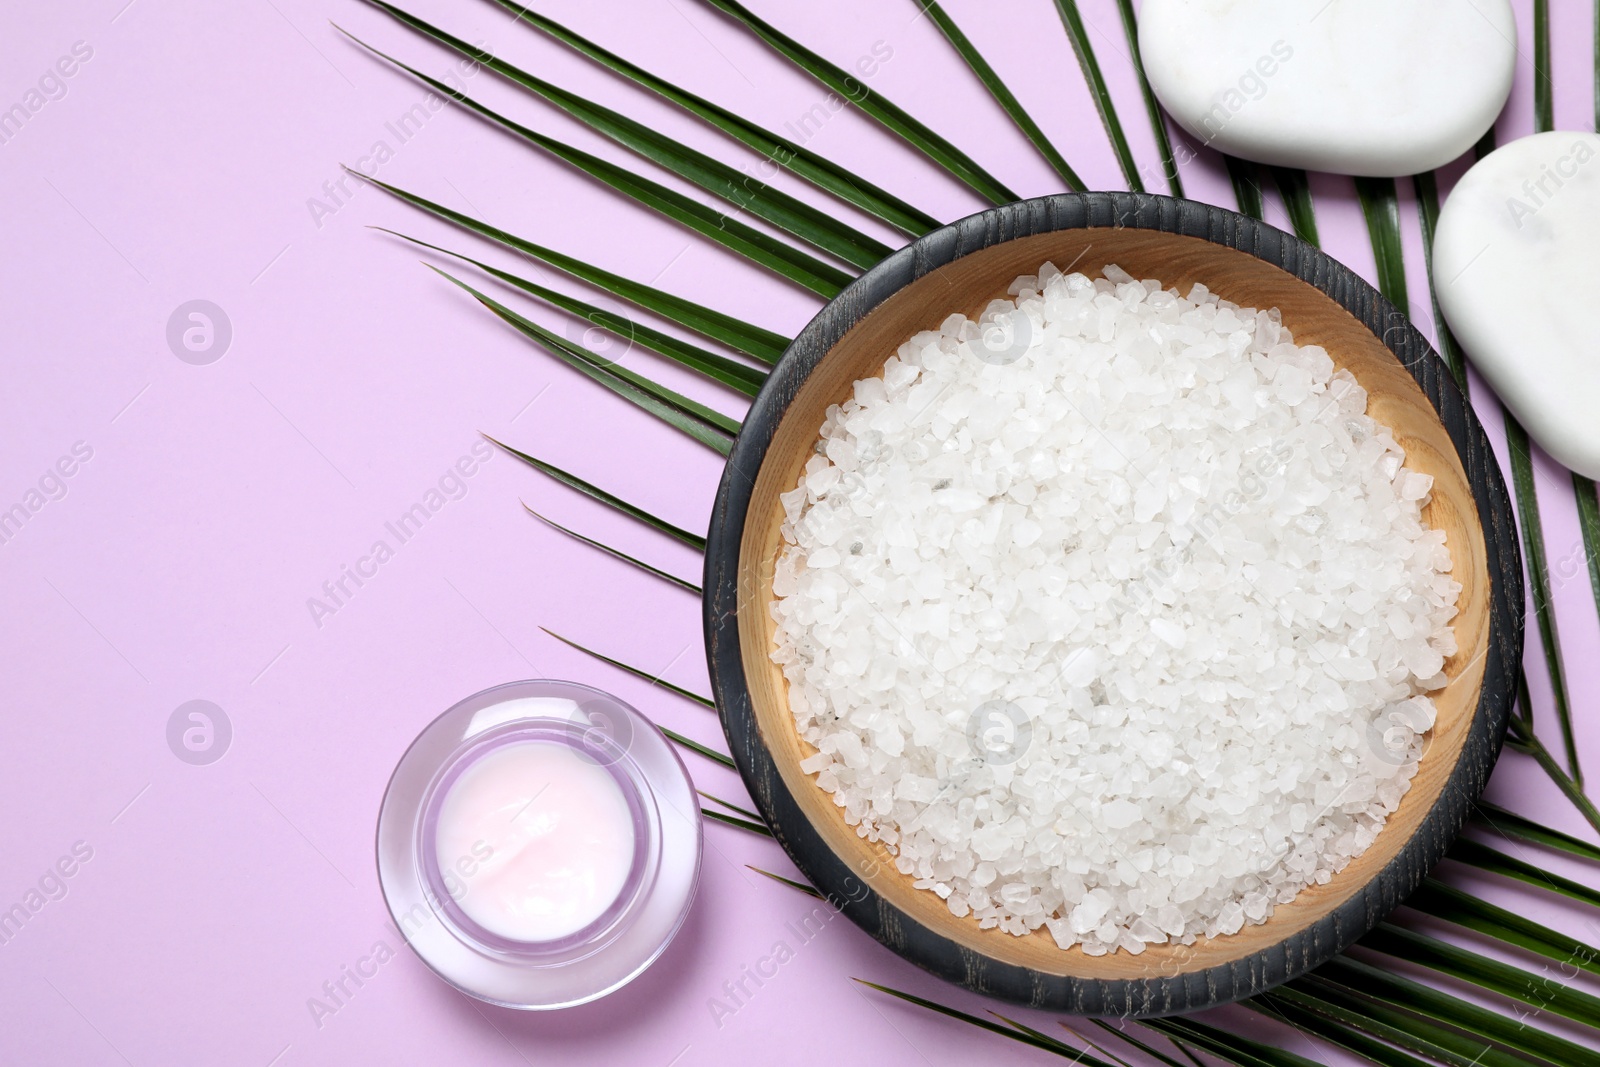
770 264 1457 953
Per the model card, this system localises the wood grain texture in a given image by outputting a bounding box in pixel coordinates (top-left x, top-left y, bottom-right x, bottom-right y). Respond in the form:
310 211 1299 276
703 193 1523 1017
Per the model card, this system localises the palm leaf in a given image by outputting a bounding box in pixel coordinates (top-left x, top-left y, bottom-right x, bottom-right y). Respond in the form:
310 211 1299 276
695 0 1017 204
1052 0 1144 192
697 790 761 821
1535 0 1554 134
1363 923 1600 1029
1140 1016 1323 1067
855 980 1113 1063
1307 956 1600 1067
915 0 1085 191
1061 1023 1143 1067
1353 176 1407 310
662 725 735 768
1225 156 1264 219
1475 800 1600 861
1113 0 1181 196
382 229 766 395
1412 171 1469 395
1089 1020 1198 1067
747 865 822 897
435 267 739 452
524 505 702 593
1505 415 1580 783
485 437 707 549
1505 704 1600 836
353 1 892 270
539 626 715 708
341 30 852 297
1268 167 1319 247
1250 987 1509 1067
703 808 771 835
1448 836 1600 910
1406 878 1600 979
1575 476 1600 632
486 0 940 236
360 173 791 362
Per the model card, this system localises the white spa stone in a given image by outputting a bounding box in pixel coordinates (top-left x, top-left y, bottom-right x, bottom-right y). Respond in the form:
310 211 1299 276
1434 131 1600 478
1137 0 1516 177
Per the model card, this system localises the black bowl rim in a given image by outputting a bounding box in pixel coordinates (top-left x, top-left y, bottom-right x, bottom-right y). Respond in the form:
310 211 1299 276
702 191 1523 1018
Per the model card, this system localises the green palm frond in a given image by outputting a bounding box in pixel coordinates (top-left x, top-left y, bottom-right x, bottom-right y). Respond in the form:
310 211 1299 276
1353 177 1407 309
362 173 791 362
747 865 822 897
524 505 702 593
1305 956 1600 1067
381 229 766 395
1449 836 1600 908
1535 0 1553 133
1268 167 1318 246
1505 417 1580 783
662 725 736 768
915 0 1085 191
1052 0 1144 192
1475 800 1600 859
703 809 772 834
1576 479 1600 628
354 1 893 270
695 0 1018 204
539 626 716 708
1249 988 1497 1067
697 790 761 821
342 30 852 297
488 0 940 236
1112 0 1181 196
436 267 739 452
1406 877 1600 977
486 438 707 549
856 980 1118 1063
1225 155 1264 219
1138 1017 1324 1067
1363 923 1600 1028
1412 172 1468 394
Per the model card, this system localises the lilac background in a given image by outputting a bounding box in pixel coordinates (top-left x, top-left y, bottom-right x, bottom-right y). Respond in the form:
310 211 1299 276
2 0 1599 1063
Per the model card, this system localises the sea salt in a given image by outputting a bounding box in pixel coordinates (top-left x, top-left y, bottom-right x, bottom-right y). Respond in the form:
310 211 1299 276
769 264 1461 953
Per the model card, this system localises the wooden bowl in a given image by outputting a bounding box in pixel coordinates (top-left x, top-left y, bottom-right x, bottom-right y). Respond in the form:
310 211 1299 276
703 193 1522 1017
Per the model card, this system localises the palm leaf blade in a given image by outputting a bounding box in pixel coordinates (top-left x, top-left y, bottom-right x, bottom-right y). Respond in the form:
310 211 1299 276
436 268 738 452
1113 0 1181 196
1505 414 1581 783
360 173 790 362
1406 877 1600 978
1363 923 1600 1029
355 1 892 270
342 30 851 296
524 505 702 593
916 0 1085 191
539 626 715 708
383 229 766 395
1413 171 1469 395
1353 176 1407 309
492 0 940 235
1251 987 1502 1067
695 0 1018 204
1052 0 1145 192
486 438 707 549
1225 155 1264 219
1312 955 1600 1067
1268 166 1319 247
1475 800 1600 861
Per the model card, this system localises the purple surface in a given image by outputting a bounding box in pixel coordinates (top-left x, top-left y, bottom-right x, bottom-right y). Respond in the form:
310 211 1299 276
1 0 1597 1063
